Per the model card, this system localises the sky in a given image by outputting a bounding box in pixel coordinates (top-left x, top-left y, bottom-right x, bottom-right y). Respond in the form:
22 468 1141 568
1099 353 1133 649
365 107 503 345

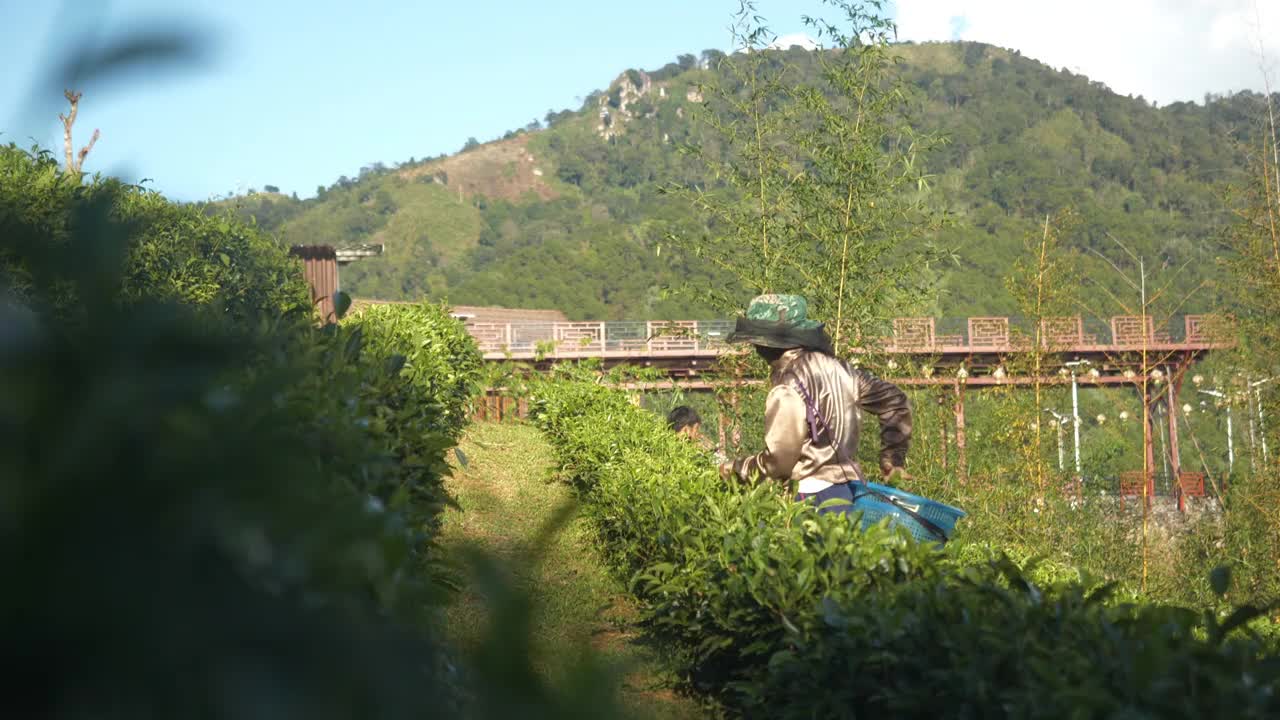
2 0 1277 203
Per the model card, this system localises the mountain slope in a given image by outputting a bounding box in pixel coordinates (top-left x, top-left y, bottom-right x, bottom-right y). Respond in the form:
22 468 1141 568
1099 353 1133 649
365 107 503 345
211 41 1272 320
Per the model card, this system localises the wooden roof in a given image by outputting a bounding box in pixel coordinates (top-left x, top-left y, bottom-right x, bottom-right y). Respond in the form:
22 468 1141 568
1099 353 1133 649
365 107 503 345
347 298 567 324
448 305 568 324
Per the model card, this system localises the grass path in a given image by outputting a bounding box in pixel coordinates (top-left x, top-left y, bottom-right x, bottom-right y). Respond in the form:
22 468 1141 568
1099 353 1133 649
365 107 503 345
440 421 708 719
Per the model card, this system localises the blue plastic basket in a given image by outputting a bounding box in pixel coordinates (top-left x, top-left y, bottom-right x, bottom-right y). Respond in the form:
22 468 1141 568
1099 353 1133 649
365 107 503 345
848 481 966 545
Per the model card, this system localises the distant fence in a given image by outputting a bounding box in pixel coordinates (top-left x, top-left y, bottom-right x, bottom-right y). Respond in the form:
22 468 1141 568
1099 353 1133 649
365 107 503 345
468 319 735 356
466 314 1227 357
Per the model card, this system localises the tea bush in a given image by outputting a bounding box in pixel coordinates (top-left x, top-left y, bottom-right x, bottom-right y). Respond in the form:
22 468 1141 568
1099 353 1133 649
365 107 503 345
529 375 1280 717
1 190 462 715
348 301 482 444
0 143 309 319
0 155 627 718
344 301 484 559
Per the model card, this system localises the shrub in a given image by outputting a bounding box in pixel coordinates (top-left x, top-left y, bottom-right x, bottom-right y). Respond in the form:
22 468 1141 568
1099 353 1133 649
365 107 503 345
0 143 309 319
345 301 484 551
0 146 579 717
1 214 463 717
529 374 1280 717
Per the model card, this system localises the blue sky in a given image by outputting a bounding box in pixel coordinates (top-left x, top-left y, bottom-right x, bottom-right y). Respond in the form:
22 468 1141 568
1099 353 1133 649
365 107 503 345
2 1 1275 202
2 0 833 201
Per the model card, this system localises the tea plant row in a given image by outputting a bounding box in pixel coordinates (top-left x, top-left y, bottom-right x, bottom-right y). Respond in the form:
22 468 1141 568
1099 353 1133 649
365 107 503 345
529 373 1280 718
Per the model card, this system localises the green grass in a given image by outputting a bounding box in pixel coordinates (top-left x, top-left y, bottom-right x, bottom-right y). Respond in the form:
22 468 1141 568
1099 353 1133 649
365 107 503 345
441 421 710 719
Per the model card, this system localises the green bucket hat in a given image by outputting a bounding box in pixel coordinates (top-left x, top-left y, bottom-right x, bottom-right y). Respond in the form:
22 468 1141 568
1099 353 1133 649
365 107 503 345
726 294 834 354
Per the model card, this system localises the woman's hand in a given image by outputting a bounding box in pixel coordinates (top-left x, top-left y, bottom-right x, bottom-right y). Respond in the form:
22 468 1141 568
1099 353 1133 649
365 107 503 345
718 461 735 482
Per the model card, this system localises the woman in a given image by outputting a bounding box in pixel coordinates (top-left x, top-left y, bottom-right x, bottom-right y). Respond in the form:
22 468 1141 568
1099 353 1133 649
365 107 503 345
717 294 913 514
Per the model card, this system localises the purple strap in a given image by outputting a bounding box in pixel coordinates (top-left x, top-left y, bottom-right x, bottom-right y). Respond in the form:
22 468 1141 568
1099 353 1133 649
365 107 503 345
791 377 864 486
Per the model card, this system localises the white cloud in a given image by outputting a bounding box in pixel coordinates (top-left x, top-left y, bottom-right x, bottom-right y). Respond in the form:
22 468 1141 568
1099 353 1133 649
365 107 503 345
893 0 1280 104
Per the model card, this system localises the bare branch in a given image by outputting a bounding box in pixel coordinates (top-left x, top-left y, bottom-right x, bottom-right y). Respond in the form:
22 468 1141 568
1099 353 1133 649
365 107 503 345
1086 247 1140 292
58 89 99 175
77 128 101 171
1106 232 1142 266
1087 278 1138 316
59 90 81 173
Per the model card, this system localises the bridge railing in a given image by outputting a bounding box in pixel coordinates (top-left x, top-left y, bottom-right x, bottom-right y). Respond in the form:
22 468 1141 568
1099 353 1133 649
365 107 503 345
468 314 1226 356
469 319 738 355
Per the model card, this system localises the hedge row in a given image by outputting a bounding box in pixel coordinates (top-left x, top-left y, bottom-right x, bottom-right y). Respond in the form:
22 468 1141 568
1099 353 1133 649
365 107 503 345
528 376 1280 718
344 301 484 555
1 143 310 319
0 147 514 717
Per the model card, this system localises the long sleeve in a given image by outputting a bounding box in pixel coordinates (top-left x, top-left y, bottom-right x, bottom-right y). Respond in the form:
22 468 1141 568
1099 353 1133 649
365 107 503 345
853 368 913 471
731 385 807 483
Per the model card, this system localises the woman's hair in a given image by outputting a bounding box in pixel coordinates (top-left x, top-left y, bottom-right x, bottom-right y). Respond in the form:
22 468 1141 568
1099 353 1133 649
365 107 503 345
667 405 701 432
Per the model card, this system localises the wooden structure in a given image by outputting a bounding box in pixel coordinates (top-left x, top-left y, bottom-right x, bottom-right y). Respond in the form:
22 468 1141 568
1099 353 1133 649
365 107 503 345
466 314 1225 378
450 305 568 326
472 393 529 422
467 313 1230 511
289 243 384 324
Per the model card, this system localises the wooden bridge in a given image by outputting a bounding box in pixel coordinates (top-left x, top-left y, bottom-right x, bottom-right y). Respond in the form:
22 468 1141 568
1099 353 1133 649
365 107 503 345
467 314 1229 384
469 313 1233 512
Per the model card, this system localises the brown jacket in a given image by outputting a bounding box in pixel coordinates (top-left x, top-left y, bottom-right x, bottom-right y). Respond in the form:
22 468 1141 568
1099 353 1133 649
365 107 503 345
729 349 912 484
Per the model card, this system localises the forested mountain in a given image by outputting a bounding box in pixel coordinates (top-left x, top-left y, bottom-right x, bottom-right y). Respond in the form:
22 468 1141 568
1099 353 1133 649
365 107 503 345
208 41 1274 320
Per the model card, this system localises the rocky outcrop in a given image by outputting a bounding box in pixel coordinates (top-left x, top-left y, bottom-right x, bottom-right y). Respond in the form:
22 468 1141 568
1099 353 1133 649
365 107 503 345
596 69 659 139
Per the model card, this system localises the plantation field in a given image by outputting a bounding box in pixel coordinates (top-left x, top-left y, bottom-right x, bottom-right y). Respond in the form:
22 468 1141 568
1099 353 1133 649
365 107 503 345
440 421 708 720
521 372 1280 717
7 2 1280 714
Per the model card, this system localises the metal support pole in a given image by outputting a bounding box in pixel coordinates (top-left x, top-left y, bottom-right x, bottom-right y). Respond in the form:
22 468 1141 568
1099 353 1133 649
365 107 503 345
1226 404 1235 473
937 392 949 472
1248 381 1260 472
1045 409 1067 472
1168 373 1184 512
954 379 968 483
1056 418 1065 471
1143 384 1157 509
1169 368 1184 475
1071 370 1082 476
1257 385 1269 463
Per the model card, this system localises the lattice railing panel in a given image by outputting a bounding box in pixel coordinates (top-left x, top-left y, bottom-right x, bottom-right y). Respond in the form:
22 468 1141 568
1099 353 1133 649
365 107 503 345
648 321 699 352
892 317 935 349
1119 470 1150 497
555 322 605 352
1111 316 1155 346
1040 316 1083 348
1185 315 1220 344
1178 472 1206 497
606 321 648 351
968 317 1010 348
469 323 508 352
510 323 555 349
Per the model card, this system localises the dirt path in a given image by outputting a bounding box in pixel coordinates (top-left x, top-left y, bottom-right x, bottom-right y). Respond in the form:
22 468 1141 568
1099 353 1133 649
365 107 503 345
440 421 708 719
